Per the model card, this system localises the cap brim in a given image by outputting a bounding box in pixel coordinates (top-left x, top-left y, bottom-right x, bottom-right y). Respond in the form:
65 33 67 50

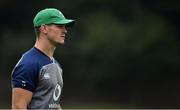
53 19 75 27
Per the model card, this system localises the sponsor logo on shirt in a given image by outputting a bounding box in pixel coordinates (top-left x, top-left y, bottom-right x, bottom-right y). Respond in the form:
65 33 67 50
49 103 61 108
53 84 61 101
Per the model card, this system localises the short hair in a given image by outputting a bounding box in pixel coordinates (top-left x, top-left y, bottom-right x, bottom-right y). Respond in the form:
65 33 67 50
34 27 40 37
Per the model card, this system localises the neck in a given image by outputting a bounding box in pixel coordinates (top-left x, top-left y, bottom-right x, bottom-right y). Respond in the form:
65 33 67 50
34 37 56 59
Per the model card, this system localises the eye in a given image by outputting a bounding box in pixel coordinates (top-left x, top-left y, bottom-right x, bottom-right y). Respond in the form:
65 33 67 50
57 25 65 28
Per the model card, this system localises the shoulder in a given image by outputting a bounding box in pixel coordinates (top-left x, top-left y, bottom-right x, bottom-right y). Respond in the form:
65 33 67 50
20 52 39 69
20 47 46 66
22 48 40 63
13 48 41 73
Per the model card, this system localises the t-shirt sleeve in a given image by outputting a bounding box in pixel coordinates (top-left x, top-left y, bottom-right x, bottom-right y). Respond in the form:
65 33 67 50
12 62 39 92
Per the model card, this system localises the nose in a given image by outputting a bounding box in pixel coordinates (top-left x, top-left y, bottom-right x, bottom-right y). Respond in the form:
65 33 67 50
62 25 67 33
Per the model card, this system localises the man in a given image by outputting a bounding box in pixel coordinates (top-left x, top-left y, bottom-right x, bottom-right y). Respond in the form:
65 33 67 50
11 8 75 109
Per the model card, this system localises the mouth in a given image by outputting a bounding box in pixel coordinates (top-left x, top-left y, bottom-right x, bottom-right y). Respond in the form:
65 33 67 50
60 32 66 39
60 35 65 40
61 34 65 37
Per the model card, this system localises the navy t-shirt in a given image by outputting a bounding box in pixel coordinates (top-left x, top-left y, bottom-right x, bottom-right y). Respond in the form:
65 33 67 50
12 47 63 109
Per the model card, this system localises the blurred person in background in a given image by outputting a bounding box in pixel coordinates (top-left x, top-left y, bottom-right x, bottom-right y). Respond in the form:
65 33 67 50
11 8 74 109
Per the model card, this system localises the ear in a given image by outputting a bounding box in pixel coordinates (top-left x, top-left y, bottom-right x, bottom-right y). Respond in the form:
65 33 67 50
40 25 48 34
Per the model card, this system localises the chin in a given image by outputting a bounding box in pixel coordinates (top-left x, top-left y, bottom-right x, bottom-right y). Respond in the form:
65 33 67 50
58 41 65 45
54 41 64 46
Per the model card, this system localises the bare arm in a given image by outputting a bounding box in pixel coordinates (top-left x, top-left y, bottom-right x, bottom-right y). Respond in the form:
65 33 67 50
12 88 33 109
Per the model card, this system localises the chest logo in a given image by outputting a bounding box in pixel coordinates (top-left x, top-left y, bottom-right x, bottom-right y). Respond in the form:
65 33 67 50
42 73 50 80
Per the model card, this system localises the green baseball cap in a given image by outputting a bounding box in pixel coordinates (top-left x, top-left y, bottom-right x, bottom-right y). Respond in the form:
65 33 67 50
33 8 75 27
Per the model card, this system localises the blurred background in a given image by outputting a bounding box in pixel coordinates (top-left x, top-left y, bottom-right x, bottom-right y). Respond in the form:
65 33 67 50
0 0 180 109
